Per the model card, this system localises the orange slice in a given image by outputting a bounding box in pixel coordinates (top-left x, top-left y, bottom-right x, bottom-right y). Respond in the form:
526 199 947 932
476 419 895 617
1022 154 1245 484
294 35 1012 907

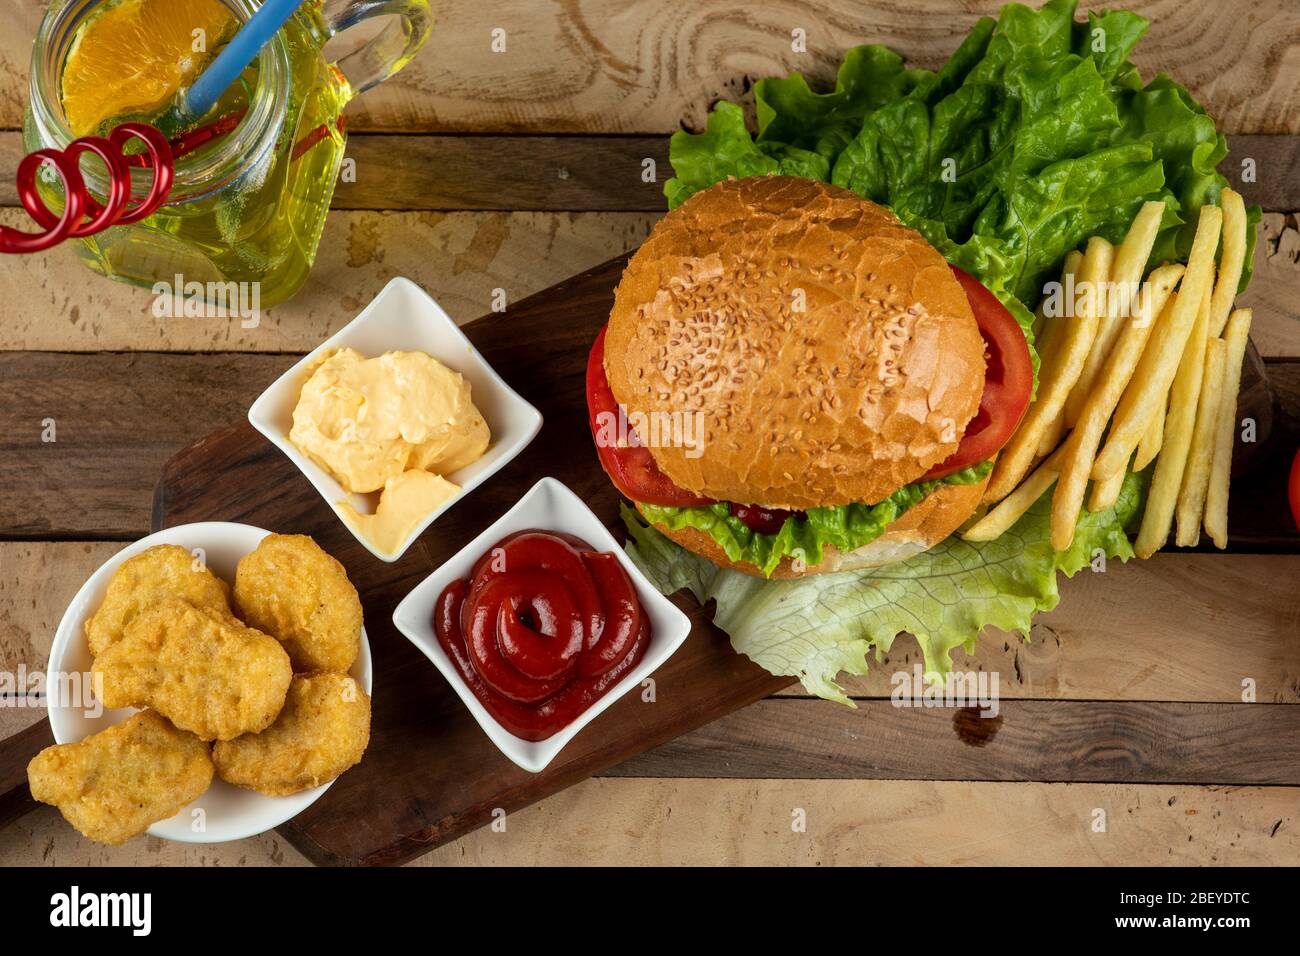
60 0 237 137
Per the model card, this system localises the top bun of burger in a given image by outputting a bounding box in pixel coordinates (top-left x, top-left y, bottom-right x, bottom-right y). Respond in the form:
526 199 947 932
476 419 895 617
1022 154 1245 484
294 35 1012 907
605 176 986 510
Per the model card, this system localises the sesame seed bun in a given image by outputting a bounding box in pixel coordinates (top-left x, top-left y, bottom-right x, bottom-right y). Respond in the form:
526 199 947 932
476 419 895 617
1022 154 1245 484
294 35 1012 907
638 472 989 578
605 176 986 511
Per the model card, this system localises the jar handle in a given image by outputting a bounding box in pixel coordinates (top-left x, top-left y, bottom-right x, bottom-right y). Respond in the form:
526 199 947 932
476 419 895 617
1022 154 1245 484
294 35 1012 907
320 0 432 97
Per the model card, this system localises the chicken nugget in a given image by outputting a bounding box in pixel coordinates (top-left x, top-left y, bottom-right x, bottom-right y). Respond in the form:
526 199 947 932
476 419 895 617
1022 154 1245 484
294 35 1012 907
213 673 370 796
85 544 233 657
28 710 213 845
234 534 362 673
93 599 292 741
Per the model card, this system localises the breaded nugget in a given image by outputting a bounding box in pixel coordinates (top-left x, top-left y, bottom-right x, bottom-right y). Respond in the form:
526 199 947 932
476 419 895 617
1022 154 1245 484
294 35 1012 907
93 599 292 741
213 673 371 796
85 544 233 657
28 710 213 845
233 534 362 673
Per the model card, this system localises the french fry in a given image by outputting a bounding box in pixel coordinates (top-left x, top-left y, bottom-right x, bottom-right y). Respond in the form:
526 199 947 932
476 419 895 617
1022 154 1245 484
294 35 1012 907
985 238 1113 503
1133 397 1165 470
1175 337 1227 546
1064 201 1165 427
1037 407 1067 458
1091 279 1182 514
1094 204 1223 482
1028 252 1083 461
964 448 1064 542
1104 275 1177 495
1204 308 1253 548
1050 264 1182 548
1208 189 1247 338
1129 194 1236 472
1089 466 1128 513
1135 286 1213 558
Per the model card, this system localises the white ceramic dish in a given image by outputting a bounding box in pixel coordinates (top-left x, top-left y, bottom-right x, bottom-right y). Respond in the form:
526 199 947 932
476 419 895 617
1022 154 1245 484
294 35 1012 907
44 522 373 844
392 477 692 773
248 277 543 562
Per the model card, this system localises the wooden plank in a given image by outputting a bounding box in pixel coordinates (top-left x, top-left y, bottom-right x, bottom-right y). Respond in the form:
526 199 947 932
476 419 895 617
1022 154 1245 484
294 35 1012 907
4 543 1299 706
0 208 1294 356
1225 136 1300 211
330 136 668 211
0 134 671 213
0 133 1293 211
405 778 1300 866
0 209 656 352
0 348 1293 540
0 1 1295 134
0 717 48 836
773 550 1300 703
4 805 302 865
1247 213 1300 357
5 685 1297 863
2 778 1295 866
0 707 42 739
0 353 285 538
0 542 119 674
1271 356 1300 426
610 699 1300 785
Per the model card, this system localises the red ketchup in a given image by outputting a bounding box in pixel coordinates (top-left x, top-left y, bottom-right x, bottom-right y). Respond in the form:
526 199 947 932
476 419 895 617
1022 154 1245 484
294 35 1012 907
434 530 651 741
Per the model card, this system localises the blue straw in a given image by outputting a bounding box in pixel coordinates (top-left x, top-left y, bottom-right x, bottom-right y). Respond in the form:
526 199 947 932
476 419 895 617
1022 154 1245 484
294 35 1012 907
180 0 304 121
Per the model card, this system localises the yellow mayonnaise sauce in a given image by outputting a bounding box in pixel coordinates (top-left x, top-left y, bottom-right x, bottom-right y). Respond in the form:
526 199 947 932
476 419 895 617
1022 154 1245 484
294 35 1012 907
290 348 490 553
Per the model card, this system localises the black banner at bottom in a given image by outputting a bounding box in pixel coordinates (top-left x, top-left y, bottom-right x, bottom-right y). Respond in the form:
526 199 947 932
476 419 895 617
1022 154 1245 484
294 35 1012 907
2 865 1286 942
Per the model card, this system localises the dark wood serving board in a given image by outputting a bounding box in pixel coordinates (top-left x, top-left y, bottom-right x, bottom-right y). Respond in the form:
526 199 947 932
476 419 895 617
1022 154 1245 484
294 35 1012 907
1 253 1296 866
151 255 807 865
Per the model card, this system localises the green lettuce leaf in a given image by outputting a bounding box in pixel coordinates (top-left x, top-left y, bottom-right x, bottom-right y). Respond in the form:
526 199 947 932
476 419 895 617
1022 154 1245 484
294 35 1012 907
830 2 1171 307
664 102 779 209
639 462 992 578
755 45 929 154
624 470 1147 705
665 0 1259 306
1111 74 1262 289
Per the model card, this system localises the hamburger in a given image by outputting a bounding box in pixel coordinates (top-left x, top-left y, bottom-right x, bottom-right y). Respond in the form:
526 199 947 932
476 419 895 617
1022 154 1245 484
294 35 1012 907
586 176 1033 578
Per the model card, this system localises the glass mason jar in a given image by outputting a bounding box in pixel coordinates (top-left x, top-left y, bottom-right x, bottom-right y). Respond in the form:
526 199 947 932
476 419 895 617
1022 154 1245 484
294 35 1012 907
23 0 432 308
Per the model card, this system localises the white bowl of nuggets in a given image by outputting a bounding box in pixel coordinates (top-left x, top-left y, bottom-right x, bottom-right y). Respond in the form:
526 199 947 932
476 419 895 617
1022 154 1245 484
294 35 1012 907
29 523 373 846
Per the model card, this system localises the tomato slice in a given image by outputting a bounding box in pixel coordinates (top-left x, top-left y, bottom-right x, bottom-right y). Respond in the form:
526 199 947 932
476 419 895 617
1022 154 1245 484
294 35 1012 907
585 326 717 507
730 503 804 534
1289 448 1300 532
921 266 1034 481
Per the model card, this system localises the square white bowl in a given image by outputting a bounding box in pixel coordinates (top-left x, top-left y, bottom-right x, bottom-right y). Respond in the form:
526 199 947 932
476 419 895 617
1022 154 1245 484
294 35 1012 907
392 477 692 773
248 277 543 563
45 522 373 844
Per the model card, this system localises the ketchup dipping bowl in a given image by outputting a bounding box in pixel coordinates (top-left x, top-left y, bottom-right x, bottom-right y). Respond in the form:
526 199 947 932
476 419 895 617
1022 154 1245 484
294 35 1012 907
392 477 691 773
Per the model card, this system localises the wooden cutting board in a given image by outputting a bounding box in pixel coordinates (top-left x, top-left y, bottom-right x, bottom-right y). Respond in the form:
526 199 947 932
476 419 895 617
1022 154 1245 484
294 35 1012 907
0 253 1294 865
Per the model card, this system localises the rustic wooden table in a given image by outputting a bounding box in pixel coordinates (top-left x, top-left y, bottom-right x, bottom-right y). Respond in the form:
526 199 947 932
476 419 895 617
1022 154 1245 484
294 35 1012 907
0 0 1297 866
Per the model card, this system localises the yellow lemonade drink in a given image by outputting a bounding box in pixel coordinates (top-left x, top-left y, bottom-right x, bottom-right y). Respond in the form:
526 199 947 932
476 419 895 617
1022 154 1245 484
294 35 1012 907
24 0 431 308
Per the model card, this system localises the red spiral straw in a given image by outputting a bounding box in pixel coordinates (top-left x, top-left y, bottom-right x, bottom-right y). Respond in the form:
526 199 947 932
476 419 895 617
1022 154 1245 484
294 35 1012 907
121 110 247 169
2 122 174 254
2 111 342 255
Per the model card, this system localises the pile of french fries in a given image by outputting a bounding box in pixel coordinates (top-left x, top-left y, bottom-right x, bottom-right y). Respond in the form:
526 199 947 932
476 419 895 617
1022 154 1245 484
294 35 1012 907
965 189 1252 557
